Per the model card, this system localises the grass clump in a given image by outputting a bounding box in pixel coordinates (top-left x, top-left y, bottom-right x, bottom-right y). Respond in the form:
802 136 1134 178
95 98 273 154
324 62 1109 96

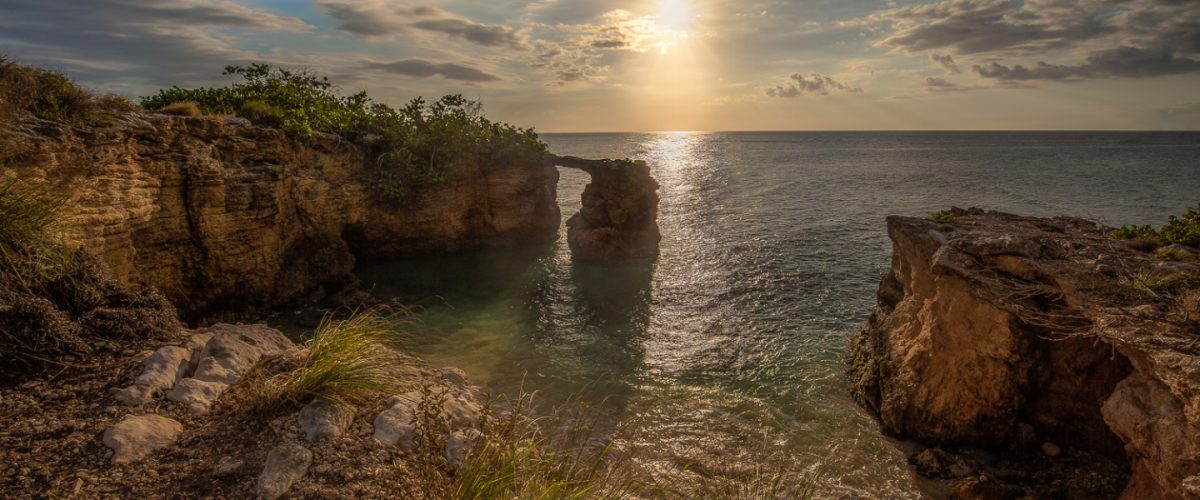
1112 203 1200 248
157 101 202 117
410 388 647 500
139 64 548 202
240 309 409 413
1156 245 1195 262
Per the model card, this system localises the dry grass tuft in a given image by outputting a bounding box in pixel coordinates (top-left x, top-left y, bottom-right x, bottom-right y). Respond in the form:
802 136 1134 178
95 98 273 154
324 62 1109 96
157 101 202 117
238 309 410 414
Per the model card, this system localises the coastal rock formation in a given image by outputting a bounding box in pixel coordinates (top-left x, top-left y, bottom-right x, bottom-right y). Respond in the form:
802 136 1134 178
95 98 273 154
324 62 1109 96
550 155 661 262
848 208 1200 499
0 112 560 319
166 323 296 414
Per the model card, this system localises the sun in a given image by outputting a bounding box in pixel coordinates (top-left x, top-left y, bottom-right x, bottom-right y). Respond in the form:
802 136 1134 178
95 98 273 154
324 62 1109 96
656 0 694 32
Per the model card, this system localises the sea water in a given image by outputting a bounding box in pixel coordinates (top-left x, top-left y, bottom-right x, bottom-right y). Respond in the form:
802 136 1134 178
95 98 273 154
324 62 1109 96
353 131 1200 497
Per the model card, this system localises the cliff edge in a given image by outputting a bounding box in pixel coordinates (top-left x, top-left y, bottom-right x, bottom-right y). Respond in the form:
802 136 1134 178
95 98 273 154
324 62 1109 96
848 208 1200 499
0 112 560 319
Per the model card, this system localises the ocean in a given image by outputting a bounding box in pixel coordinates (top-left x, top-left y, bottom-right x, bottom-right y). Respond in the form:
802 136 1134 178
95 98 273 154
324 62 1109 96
352 131 1200 497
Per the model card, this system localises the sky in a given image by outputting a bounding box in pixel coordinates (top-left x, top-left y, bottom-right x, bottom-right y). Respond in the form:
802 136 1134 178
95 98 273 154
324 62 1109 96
1 0 1199 132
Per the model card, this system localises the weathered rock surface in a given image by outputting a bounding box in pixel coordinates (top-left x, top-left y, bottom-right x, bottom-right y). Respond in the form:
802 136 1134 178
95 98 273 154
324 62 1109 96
0 113 560 319
550 155 660 262
848 208 1200 499
167 323 296 413
298 398 353 442
115 346 190 405
373 376 482 449
102 414 183 464
256 441 312 500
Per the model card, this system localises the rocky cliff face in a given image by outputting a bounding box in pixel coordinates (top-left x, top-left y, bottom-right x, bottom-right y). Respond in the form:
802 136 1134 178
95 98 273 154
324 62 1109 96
0 113 560 319
550 155 660 263
848 209 1200 499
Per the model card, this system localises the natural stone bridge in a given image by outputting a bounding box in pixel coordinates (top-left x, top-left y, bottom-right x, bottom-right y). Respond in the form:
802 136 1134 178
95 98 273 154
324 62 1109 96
546 154 662 263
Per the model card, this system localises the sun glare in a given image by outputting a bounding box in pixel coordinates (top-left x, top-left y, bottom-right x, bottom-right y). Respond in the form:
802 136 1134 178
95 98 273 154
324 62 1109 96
657 0 693 32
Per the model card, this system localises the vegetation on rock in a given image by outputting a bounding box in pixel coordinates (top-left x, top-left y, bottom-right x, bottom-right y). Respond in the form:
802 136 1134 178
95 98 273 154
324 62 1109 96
0 56 136 124
139 64 548 201
1112 203 1200 247
0 179 178 372
239 309 410 413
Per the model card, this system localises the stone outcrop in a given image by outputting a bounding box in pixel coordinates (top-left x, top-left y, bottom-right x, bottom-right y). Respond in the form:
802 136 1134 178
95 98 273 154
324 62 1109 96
0 113 560 319
549 155 660 262
848 208 1200 499
102 414 184 464
166 323 296 414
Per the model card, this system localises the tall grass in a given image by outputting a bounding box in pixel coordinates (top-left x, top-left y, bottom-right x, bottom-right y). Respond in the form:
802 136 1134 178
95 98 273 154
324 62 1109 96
241 309 410 413
0 179 73 294
408 387 817 500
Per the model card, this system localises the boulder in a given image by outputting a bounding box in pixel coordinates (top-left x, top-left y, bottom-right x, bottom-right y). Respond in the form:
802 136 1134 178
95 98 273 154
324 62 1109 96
256 441 312 500
373 395 419 449
298 398 353 442
167 324 294 414
102 414 183 464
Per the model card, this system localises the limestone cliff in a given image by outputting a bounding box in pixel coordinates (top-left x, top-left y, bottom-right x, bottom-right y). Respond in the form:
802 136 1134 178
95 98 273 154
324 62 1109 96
549 155 660 263
0 113 560 319
848 208 1200 499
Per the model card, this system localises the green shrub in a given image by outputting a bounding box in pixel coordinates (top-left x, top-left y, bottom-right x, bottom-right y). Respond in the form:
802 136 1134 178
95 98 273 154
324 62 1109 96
139 64 548 202
1113 204 1200 248
237 99 280 126
929 210 956 223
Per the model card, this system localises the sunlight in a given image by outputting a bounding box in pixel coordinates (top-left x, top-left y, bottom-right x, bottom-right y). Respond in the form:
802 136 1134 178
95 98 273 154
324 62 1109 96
656 0 694 32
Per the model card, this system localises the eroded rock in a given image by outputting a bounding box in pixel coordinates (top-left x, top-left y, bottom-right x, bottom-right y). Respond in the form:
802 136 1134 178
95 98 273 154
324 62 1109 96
167 324 295 414
551 155 661 262
256 441 312 500
115 346 190 405
102 414 183 464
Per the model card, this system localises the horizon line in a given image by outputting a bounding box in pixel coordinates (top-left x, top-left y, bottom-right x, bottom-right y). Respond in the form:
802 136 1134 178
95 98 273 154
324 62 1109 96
538 129 1200 134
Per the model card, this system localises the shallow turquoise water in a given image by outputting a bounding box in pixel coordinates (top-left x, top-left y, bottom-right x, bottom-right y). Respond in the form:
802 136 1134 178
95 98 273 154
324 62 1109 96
352 132 1200 497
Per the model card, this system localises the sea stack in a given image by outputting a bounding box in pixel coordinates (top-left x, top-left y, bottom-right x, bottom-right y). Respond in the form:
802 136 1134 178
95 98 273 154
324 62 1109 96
550 155 662 263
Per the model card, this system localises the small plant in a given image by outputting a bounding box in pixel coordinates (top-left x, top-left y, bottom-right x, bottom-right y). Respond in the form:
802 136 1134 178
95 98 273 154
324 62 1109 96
1156 245 1195 262
237 99 280 126
929 210 956 223
158 101 202 117
1112 204 1200 248
0 57 135 123
0 179 72 294
241 309 409 413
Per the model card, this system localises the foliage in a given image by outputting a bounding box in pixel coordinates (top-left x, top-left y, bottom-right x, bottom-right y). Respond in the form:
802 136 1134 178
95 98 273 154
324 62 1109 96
1156 245 1195 262
139 64 548 202
1112 203 1200 248
0 179 73 294
928 210 956 223
240 309 409 413
0 56 136 123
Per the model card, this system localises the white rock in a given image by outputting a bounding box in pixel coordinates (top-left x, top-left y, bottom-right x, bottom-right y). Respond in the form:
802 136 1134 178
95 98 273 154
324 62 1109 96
168 324 294 414
298 398 353 442
102 414 183 464
256 441 312 500
115 346 190 405
373 397 418 449
215 456 244 475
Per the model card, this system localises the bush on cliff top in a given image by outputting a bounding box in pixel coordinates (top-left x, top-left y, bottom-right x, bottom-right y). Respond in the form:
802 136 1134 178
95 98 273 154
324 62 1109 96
1113 203 1200 248
0 56 136 123
139 64 548 202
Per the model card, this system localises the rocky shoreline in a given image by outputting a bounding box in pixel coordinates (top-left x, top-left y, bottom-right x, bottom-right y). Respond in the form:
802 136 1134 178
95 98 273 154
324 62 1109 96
849 208 1200 499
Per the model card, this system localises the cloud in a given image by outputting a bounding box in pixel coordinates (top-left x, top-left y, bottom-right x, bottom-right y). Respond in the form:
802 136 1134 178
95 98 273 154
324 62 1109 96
524 10 669 85
0 0 311 90
923 76 989 92
361 59 501 82
930 53 960 74
973 46 1200 81
318 1 526 49
764 73 862 97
